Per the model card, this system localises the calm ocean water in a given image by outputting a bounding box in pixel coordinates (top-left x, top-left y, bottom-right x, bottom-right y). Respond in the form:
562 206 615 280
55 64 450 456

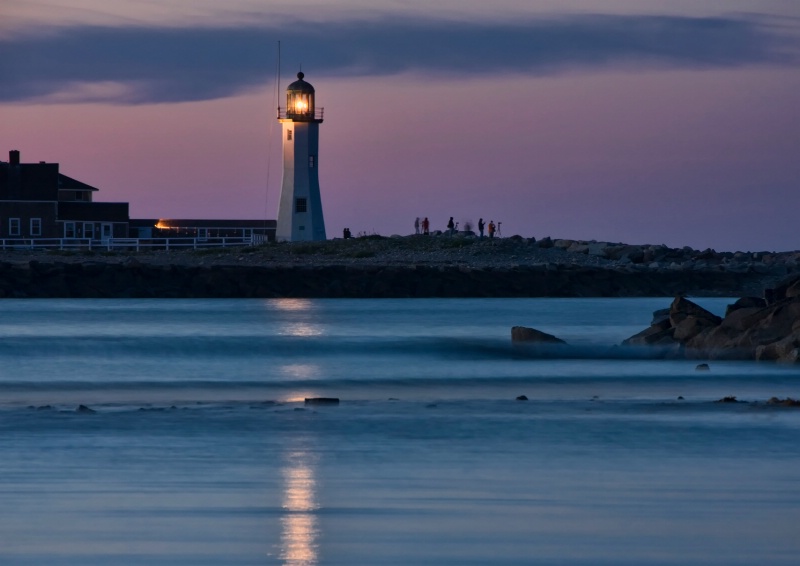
1 298 799 565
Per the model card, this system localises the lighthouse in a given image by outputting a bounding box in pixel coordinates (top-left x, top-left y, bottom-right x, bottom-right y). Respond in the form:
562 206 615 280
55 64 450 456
276 72 326 242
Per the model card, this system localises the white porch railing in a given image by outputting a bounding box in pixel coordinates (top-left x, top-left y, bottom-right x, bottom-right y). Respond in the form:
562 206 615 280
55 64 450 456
0 236 257 251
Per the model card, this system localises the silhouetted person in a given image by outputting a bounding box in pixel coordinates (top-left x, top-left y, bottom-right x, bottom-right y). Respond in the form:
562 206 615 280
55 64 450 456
414 217 420 235
447 217 455 235
478 218 485 238
422 217 430 235
488 220 496 239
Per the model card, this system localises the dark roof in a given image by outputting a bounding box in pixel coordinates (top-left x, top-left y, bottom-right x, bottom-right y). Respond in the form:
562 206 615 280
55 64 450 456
59 173 99 192
59 201 129 222
287 72 315 93
0 160 59 200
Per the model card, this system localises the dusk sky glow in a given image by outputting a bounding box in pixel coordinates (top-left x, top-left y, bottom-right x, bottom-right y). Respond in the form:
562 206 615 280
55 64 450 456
2 0 799 250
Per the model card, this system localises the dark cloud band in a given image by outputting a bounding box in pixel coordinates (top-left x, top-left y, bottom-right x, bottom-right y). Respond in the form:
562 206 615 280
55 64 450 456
1 14 796 104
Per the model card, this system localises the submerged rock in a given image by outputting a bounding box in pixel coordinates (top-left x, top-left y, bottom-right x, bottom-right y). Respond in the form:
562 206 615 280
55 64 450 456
304 397 340 405
511 326 566 344
621 325 676 346
766 397 800 407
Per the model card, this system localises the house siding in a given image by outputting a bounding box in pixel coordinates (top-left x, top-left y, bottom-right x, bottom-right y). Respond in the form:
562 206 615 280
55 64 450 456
0 202 59 238
0 151 129 239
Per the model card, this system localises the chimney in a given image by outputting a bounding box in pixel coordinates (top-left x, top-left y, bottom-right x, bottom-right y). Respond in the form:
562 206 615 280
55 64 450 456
9 150 20 165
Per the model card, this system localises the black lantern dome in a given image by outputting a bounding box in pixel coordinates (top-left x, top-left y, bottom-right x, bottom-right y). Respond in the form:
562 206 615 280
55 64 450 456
286 72 315 118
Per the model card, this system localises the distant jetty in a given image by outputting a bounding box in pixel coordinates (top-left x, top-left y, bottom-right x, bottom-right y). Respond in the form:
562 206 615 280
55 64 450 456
0 234 797 298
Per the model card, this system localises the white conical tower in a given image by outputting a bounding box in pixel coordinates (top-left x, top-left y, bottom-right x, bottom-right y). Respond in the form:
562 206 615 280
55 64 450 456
275 72 326 242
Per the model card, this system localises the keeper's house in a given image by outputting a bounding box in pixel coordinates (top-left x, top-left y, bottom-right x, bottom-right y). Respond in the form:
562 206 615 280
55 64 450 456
0 150 129 240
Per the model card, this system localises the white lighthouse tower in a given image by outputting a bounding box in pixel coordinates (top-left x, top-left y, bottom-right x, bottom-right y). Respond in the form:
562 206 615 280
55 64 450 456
276 72 326 242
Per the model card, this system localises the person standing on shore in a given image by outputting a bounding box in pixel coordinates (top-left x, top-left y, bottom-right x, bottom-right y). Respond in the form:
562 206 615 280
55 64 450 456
478 218 485 238
414 217 420 235
488 220 496 239
447 217 455 235
422 217 430 235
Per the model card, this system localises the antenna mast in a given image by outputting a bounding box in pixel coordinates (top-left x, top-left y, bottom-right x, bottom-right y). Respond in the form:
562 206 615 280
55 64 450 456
263 41 281 233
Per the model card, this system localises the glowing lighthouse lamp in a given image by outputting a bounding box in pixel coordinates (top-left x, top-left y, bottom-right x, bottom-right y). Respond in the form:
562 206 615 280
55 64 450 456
276 72 326 242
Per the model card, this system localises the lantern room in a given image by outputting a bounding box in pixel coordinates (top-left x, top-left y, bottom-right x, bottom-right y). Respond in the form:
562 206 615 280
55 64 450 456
281 72 323 121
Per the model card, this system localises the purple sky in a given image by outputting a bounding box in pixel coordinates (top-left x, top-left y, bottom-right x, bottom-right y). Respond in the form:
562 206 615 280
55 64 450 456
2 1 799 251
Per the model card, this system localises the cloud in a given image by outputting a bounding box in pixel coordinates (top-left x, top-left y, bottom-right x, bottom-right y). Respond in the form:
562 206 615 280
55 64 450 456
1 14 797 104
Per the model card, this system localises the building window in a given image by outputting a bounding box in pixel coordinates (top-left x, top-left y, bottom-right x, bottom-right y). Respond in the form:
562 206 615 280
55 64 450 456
84 223 94 239
287 130 293 141
30 218 42 236
197 228 208 241
309 155 315 168
74 191 84 201
9 218 20 236
295 198 308 213
64 222 76 238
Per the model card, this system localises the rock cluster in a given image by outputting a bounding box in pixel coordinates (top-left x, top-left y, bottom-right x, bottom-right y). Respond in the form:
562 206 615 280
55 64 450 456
622 276 800 363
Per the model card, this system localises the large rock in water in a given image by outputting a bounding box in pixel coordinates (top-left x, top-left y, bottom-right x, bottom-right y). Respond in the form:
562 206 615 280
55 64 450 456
755 332 800 362
621 325 676 346
511 326 566 344
631 296 724 345
622 291 800 363
673 315 719 342
669 296 722 327
725 296 766 317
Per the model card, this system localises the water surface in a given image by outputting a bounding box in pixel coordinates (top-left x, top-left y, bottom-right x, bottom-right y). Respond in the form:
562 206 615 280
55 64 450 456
1 298 798 564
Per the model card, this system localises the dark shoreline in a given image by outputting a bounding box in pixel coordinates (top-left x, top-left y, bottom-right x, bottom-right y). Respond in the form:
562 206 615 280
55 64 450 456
0 261 770 298
0 236 795 298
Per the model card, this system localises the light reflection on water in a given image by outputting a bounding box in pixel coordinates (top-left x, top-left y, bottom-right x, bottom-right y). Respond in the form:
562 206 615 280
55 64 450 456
280 363 321 380
272 299 315 312
271 299 325 337
280 323 324 337
280 451 319 566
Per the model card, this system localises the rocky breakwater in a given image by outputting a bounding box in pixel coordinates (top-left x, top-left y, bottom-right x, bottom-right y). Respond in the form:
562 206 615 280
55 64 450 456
0 259 728 299
623 275 800 363
0 236 798 298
